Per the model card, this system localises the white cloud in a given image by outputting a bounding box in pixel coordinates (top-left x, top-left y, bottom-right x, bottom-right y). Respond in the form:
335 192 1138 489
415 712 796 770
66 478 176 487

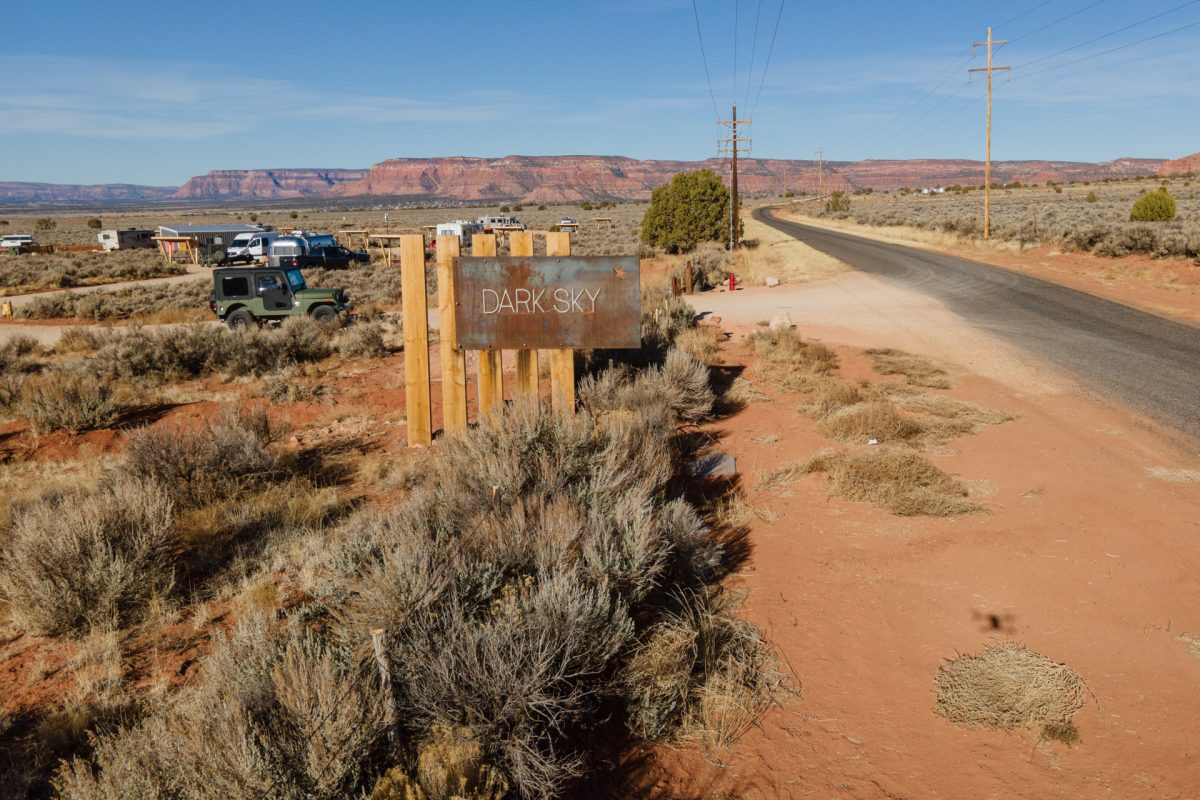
0 55 525 140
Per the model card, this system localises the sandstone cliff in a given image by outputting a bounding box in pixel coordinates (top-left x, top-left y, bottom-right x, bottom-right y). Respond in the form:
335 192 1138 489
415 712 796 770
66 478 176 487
1158 152 1200 176
173 168 369 200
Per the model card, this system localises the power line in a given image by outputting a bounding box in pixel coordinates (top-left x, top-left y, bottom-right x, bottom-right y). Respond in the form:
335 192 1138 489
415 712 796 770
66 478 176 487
1012 0 1200 71
1003 0 1111 46
690 0 721 118
866 80 978 157
875 94 983 158
749 0 787 119
744 0 764 109
997 0 1056 29
1013 15 1200 80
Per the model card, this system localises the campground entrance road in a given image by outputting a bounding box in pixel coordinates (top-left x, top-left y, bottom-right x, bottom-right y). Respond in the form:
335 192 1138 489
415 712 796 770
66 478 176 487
749 207 1200 440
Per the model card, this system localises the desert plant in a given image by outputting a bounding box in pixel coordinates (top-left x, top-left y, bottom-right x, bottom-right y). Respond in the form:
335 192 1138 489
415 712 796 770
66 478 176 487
825 191 850 213
87 217 103 229
817 401 923 445
35 217 57 231
9 368 126 434
804 446 977 516
641 169 736 253
336 319 389 358
0 475 175 635
1129 188 1176 222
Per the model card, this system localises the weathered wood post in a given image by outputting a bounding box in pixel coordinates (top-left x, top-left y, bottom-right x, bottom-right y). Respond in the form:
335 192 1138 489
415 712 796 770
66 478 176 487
471 233 504 414
685 260 694 294
400 234 432 446
509 231 539 398
545 232 575 414
436 235 467 434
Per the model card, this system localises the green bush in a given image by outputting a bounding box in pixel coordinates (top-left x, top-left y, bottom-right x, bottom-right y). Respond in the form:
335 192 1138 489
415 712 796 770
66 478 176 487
498 205 510 213
825 191 851 213
640 169 735 253
1130 189 1176 222
86 217 102 229
1086 191 1098 203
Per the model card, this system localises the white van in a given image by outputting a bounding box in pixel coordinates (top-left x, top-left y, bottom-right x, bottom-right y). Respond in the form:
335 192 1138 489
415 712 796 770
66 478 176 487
227 231 277 263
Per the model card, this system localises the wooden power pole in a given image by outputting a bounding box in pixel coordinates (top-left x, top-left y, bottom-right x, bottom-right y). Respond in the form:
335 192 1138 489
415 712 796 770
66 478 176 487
816 147 825 200
969 27 1009 241
718 103 751 249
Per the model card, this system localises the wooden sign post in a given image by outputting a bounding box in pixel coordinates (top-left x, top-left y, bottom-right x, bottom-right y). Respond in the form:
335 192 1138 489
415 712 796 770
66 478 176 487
400 234 432 446
508 231 539 398
436 235 467 434
471 233 504 415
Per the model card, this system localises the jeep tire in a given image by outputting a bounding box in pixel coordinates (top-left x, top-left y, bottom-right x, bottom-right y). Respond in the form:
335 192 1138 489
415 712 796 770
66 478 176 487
227 309 256 329
311 305 338 325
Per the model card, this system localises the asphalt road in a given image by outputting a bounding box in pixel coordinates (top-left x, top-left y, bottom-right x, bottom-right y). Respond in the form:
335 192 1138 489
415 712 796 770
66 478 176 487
754 207 1200 440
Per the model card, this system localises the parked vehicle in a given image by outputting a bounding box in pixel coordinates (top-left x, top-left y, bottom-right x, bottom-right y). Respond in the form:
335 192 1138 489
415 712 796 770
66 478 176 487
226 231 278 263
0 234 34 253
98 229 155 251
295 232 337 250
209 266 350 327
266 236 310 267
477 215 524 231
276 245 370 270
436 220 483 243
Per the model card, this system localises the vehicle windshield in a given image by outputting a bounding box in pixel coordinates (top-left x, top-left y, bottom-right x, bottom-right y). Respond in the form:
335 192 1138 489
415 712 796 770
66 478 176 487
285 269 307 291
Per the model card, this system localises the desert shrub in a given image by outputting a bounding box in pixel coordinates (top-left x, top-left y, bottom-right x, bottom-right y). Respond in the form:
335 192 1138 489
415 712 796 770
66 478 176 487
804 446 977 516
687 241 732 289
801 378 861 417
673 326 719 364
934 641 1085 740
87 217 103 229
8 368 126 434
641 169 735 253
1129 188 1176 222
816 401 923 445
337 319 389 358
824 191 850 213
1086 191 1098 203
56 620 388 800
122 407 281 507
35 218 56 231
0 475 174 635
580 349 712 425
54 327 104 353
371 725 509 800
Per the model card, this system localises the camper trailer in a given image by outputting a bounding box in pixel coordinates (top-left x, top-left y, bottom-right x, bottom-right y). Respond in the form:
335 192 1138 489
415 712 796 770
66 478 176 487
476 215 524 232
98 228 155 251
436 220 483 244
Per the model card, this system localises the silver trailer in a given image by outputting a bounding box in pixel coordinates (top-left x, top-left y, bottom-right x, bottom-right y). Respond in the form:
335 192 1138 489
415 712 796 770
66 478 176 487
98 228 155 251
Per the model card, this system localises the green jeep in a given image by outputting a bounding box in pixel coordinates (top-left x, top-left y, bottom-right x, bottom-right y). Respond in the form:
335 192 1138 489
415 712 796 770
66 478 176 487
209 267 350 328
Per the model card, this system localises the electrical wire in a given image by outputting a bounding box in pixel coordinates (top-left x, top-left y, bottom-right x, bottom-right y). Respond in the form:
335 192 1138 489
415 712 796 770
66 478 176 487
691 0 721 118
876 90 985 159
1012 15 1200 80
744 0 764 109
866 80 979 157
1002 0 1111 46
749 0 786 119
1012 0 1200 71
997 0 1056 29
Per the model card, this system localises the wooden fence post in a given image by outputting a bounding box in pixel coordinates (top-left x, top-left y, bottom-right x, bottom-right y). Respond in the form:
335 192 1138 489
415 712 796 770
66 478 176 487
685 260 694 294
436 235 467 434
471 233 504 414
400 234 432 446
509 232 539 398
545 231 575 414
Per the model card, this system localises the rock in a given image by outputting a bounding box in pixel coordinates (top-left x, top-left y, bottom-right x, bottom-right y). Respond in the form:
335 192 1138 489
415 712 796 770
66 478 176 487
689 453 737 478
769 313 793 332
766 276 780 287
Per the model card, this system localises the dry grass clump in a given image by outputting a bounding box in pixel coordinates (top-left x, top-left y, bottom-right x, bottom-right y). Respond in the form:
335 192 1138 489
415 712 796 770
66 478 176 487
0 250 182 295
816 401 923 445
0 474 174 635
370 725 509 800
4 368 127 434
805 446 978 516
674 325 720 364
747 328 838 392
800 378 861 418
934 641 1086 741
865 348 952 389
54 327 104 353
336 319 391 358
623 590 786 752
896 394 1015 440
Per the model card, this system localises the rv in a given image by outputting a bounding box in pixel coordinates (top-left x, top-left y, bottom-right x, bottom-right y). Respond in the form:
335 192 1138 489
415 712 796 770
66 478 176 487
98 228 155 251
267 236 310 267
436 220 483 243
477 215 524 232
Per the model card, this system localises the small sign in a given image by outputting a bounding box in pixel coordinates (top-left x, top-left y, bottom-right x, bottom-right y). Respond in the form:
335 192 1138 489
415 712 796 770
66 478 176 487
453 255 641 350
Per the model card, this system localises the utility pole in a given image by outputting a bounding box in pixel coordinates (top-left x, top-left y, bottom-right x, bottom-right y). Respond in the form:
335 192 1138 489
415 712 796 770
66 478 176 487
969 27 1009 241
718 103 751 249
816 147 825 201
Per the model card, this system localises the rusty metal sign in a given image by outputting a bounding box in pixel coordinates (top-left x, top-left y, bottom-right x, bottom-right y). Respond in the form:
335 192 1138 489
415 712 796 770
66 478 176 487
453 255 641 349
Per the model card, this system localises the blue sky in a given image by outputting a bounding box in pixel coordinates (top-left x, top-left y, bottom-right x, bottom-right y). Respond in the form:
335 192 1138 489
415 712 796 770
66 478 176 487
2 0 1198 185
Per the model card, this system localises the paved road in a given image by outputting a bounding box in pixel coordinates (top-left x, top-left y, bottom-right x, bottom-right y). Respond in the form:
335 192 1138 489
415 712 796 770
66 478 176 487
753 207 1200 439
